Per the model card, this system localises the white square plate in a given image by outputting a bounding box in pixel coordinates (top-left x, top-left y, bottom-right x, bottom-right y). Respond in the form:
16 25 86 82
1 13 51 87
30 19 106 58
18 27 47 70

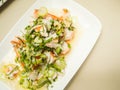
0 0 102 90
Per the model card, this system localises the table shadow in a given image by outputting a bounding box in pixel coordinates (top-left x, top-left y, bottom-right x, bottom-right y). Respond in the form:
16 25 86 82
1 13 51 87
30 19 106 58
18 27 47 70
0 0 15 13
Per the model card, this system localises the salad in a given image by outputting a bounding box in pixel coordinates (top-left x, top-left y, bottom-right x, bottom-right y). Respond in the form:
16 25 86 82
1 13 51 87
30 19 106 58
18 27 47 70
0 7 75 90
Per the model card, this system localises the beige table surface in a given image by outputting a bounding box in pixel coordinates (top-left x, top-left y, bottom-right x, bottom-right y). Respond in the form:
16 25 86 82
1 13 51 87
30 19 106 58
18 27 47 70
0 0 120 90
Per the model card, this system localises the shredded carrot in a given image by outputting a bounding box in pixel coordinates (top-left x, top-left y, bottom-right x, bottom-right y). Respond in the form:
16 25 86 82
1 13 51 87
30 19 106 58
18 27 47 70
35 56 40 59
11 37 26 47
63 9 69 14
21 62 25 67
13 72 18 78
31 25 42 32
66 40 70 44
46 13 63 20
50 52 55 57
16 36 25 44
34 25 42 32
11 40 20 46
34 9 39 18
14 47 20 57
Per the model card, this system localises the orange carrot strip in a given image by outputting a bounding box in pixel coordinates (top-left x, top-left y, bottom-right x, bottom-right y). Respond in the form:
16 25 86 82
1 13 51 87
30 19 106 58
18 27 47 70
50 52 55 57
14 47 20 57
13 72 18 78
34 9 39 18
35 25 42 32
11 40 20 46
63 9 69 14
66 40 70 44
35 56 40 59
21 62 25 67
47 13 63 20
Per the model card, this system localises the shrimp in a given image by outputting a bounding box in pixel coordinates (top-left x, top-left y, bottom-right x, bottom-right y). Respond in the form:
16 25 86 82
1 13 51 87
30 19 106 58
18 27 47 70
65 29 74 41
46 39 58 48
61 42 70 55
45 52 55 64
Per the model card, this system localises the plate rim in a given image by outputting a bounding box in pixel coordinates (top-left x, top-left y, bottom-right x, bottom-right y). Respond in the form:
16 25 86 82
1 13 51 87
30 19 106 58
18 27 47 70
0 0 102 90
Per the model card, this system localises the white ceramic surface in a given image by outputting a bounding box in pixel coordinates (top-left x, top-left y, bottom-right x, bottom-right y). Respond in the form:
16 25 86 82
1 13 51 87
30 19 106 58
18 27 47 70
0 0 102 90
